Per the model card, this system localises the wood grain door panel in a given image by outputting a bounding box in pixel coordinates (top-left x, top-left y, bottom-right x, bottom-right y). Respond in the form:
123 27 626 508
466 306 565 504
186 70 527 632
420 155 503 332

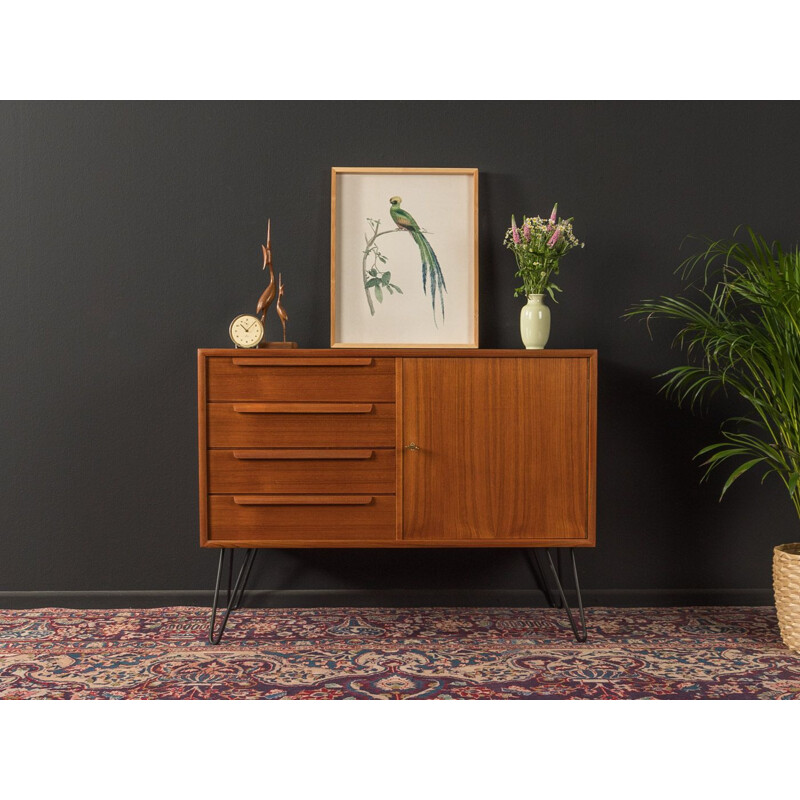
402 357 591 541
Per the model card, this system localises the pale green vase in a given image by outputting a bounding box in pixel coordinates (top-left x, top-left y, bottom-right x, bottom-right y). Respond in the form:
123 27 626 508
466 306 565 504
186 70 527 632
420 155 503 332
520 294 551 349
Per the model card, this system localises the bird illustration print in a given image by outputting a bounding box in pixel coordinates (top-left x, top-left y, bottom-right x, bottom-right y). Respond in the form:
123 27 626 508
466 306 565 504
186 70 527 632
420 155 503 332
389 196 446 325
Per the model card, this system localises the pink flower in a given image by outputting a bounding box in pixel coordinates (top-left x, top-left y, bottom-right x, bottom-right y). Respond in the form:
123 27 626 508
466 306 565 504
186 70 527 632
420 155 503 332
547 228 561 248
549 203 558 224
511 215 521 245
522 219 531 241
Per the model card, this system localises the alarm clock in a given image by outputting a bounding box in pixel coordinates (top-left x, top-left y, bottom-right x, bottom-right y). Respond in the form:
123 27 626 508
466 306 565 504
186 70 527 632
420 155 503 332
229 314 264 348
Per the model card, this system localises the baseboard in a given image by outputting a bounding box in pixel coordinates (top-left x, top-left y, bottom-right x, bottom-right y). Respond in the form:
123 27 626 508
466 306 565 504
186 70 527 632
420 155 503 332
0 587 774 610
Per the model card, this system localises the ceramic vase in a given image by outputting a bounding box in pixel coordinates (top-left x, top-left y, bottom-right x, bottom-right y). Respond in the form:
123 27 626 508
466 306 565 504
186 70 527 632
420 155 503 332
520 294 551 349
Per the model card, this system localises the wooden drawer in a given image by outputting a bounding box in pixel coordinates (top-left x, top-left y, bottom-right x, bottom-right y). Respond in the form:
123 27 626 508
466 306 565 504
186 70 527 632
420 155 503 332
207 448 396 494
207 402 396 448
206 356 396 402
207 494 396 543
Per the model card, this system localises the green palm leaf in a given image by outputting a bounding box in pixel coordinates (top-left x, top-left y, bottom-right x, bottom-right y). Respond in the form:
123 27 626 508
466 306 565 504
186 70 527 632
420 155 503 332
624 227 800 523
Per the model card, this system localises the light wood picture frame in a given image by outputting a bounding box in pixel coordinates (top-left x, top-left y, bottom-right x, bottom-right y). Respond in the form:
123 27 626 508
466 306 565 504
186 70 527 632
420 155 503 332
331 167 479 348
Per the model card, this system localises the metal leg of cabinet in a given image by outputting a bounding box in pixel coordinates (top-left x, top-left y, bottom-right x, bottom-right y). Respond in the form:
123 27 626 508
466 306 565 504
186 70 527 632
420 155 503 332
525 548 563 609
527 547 587 643
208 548 258 645
205 545 586 645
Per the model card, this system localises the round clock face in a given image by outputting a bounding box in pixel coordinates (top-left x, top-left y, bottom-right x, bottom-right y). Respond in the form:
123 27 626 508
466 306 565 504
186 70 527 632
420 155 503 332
229 314 264 348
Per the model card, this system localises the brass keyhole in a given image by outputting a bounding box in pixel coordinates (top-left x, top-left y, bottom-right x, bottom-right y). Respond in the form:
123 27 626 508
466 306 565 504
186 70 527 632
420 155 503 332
405 442 420 452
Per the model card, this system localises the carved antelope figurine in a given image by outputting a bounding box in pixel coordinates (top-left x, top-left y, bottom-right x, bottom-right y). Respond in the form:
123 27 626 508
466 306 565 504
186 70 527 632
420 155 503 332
276 272 289 342
256 218 276 327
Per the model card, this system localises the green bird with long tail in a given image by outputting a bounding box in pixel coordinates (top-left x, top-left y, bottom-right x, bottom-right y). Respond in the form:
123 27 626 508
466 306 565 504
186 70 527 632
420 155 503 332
389 196 446 325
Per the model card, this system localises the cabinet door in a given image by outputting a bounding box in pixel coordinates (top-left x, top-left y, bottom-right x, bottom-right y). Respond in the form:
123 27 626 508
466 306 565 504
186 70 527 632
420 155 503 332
401 357 594 544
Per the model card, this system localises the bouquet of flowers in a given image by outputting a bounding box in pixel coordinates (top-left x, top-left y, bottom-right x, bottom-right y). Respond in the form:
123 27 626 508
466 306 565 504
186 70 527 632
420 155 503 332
504 204 584 300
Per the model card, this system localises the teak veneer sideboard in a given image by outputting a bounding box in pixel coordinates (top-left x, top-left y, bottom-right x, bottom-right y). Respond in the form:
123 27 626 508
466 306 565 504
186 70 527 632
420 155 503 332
198 348 597 549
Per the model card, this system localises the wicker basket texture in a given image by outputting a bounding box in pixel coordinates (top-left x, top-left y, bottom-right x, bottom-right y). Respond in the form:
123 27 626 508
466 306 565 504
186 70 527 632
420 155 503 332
773 543 800 652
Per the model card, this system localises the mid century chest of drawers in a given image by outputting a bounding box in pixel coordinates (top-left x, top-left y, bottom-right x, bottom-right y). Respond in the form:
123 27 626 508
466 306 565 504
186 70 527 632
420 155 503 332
198 348 596 548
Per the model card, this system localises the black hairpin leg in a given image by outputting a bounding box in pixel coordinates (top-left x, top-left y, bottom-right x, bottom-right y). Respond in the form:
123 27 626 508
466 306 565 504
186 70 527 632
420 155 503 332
542 548 587 643
526 549 562 609
208 548 258 645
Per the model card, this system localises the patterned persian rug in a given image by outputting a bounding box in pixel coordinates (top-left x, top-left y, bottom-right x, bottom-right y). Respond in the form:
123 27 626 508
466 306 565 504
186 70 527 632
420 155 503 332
0 606 798 699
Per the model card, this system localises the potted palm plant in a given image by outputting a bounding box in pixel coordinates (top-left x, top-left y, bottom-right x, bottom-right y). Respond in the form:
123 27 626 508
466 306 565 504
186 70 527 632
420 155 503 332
625 227 800 650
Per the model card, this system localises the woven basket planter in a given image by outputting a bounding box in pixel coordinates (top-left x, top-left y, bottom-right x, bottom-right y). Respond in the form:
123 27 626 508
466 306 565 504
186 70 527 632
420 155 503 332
773 543 800 652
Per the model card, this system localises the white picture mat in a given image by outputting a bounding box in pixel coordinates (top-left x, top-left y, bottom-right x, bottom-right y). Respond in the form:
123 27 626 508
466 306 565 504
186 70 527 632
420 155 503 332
333 170 477 346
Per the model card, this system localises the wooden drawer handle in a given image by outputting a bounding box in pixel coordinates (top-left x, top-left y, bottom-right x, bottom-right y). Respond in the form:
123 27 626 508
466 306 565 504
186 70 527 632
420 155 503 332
233 495 374 505
232 403 373 414
232 358 374 367
232 449 374 460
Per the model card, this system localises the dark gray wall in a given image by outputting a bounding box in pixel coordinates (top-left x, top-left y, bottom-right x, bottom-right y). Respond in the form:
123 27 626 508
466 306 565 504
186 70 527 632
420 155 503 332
1 101 798 605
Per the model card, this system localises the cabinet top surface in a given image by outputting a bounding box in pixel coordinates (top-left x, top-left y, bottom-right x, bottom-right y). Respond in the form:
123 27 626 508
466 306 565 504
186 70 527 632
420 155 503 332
198 348 597 358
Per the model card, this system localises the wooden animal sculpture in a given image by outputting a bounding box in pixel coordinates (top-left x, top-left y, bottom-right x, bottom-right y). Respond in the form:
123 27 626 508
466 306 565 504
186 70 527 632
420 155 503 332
276 273 289 342
256 218 276 326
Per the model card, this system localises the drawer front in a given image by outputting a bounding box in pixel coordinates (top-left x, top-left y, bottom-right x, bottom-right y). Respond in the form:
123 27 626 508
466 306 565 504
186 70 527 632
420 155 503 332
207 402 396 448
208 494 396 543
207 357 396 402
207 448 396 493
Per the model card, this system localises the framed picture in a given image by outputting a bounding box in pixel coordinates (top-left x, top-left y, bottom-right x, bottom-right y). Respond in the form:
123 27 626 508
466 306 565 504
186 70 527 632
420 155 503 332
331 167 478 348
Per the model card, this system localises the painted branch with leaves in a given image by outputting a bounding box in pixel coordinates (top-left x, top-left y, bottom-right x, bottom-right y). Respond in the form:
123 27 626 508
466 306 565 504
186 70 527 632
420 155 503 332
362 218 404 316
